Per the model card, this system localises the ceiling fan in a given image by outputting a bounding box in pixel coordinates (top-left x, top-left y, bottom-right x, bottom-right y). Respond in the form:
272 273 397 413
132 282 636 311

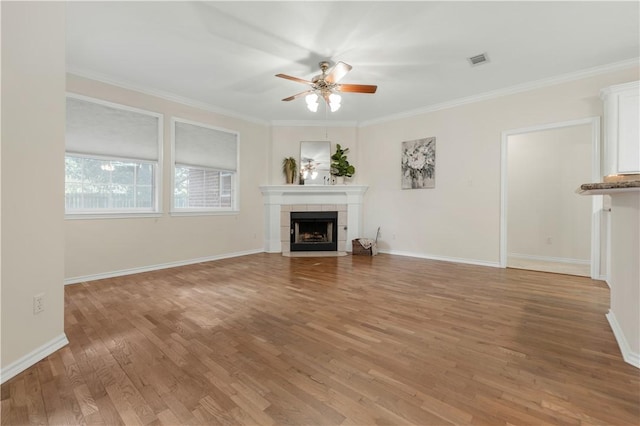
276 61 377 112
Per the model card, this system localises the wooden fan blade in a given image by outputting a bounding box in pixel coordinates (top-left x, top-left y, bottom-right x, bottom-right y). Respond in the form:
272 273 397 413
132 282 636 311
336 84 378 94
275 74 313 85
325 61 352 84
282 90 313 101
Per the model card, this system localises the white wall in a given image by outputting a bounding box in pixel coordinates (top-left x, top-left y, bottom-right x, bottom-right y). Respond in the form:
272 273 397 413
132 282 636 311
357 67 639 264
1 2 67 379
607 192 640 367
64 75 270 281
507 125 592 262
270 125 358 185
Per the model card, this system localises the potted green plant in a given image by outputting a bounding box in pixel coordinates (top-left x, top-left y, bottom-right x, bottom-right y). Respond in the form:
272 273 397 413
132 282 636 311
330 144 355 184
282 156 297 184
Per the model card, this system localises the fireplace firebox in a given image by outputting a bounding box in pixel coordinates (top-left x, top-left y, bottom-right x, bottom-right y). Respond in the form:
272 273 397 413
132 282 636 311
290 211 338 252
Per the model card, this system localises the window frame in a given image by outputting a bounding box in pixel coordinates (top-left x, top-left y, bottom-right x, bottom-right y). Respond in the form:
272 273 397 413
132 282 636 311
64 93 163 219
170 117 240 216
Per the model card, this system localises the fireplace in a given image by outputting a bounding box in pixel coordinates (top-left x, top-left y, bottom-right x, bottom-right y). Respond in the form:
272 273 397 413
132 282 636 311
290 211 338 252
259 185 368 254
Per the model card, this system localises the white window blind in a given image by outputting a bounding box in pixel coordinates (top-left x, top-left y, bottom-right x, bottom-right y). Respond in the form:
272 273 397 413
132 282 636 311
66 96 160 161
175 121 237 171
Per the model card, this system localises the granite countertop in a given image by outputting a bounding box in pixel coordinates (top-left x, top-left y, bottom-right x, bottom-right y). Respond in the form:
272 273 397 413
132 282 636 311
577 180 640 195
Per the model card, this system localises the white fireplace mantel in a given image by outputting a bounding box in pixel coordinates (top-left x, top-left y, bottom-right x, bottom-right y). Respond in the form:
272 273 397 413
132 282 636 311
259 185 368 253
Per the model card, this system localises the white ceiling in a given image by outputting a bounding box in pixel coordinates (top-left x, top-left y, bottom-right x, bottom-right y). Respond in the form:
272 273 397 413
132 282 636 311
66 1 640 124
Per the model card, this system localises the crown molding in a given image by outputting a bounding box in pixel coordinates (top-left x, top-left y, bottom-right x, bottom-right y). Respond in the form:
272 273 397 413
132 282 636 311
358 58 640 127
271 120 358 127
66 67 271 126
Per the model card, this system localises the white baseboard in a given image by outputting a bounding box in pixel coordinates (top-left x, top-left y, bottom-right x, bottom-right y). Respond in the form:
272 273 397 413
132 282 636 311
64 248 264 285
1 333 69 384
378 249 500 268
606 310 640 369
508 253 590 265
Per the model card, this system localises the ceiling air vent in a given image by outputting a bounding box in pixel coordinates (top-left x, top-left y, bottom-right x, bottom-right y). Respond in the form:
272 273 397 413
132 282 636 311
468 53 489 66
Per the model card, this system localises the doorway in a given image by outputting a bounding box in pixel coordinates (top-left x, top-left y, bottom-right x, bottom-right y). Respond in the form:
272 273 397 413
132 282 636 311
500 117 601 278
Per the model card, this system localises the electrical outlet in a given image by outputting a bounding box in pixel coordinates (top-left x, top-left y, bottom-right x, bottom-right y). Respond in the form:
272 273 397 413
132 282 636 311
33 293 44 314
546 236 552 245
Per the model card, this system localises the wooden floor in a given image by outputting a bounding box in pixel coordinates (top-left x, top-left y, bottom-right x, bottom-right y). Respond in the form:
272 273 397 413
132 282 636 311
2 253 639 425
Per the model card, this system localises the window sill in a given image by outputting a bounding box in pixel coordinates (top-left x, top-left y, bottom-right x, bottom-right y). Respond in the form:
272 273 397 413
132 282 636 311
65 212 163 220
170 210 240 217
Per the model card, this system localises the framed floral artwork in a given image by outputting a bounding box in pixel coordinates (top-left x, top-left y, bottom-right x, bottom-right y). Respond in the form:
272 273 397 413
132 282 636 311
401 137 435 189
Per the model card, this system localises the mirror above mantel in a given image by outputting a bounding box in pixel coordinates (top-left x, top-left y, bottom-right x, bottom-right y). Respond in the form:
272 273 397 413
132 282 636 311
300 141 330 185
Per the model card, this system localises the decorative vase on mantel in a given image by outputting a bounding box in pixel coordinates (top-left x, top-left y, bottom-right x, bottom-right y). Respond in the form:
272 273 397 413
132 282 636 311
282 157 297 184
334 176 345 185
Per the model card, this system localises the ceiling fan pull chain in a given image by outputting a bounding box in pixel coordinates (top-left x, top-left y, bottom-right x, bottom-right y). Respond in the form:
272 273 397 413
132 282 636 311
324 103 328 139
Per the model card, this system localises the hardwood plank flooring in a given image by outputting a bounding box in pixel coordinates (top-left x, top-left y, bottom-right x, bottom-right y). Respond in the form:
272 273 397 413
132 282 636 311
2 253 639 425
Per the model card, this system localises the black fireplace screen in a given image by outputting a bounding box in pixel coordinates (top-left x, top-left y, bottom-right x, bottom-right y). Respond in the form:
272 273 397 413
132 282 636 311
290 211 338 252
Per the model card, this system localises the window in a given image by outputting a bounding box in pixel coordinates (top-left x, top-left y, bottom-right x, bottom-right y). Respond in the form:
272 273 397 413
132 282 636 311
65 155 155 210
172 119 238 213
65 95 162 215
174 168 232 209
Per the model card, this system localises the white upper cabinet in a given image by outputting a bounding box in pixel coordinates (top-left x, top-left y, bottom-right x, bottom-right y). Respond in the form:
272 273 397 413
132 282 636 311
601 81 640 176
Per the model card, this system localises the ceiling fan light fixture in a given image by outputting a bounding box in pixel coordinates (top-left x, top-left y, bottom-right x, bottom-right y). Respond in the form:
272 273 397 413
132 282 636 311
329 93 342 112
277 61 376 113
305 93 319 112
